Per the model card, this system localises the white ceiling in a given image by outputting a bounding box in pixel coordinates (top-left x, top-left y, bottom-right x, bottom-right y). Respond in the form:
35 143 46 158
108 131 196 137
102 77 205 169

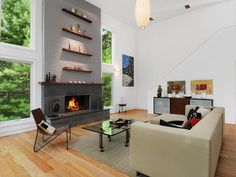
86 0 226 28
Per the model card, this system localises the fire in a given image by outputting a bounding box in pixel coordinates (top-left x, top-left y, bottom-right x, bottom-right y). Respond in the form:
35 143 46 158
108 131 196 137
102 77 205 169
67 97 79 111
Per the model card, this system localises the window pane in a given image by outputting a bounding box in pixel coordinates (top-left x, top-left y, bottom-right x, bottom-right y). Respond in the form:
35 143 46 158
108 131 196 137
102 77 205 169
102 28 112 64
0 60 30 122
0 0 31 47
103 73 112 107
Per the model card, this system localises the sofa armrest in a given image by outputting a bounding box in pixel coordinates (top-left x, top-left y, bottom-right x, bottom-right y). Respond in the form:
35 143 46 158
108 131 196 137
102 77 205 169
130 122 210 177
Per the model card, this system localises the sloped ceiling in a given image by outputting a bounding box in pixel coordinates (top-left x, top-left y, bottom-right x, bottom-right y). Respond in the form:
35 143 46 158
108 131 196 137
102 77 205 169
86 0 226 28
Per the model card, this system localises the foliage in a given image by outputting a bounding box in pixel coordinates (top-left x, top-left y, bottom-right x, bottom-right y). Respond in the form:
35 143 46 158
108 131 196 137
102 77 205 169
103 73 112 107
102 29 112 64
102 28 113 107
0 60 30 121
0 0 31 47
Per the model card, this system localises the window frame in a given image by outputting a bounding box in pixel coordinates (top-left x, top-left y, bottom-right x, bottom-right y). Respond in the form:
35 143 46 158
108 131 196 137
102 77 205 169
101 25 115 110
0 0 35 50
0 0 43 137
0 58 32 122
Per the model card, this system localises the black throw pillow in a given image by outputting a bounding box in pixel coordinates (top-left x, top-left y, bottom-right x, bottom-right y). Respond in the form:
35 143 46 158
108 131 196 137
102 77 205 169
167 120 184 126
187 106 200 120
160 119 192 130
160 119 186 129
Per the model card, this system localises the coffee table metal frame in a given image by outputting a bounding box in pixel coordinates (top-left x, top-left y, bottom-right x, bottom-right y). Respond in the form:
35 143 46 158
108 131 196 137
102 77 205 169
83 121 131 152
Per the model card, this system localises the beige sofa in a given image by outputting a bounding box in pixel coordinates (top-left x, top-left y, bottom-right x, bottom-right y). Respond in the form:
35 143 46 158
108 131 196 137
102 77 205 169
130 105 224 177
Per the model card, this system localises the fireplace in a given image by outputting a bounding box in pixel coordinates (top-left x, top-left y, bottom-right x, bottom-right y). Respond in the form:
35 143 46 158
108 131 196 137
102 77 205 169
65 95 89 112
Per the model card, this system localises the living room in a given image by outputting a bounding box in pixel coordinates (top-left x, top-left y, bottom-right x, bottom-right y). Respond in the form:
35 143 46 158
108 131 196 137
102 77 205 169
0 0 235 177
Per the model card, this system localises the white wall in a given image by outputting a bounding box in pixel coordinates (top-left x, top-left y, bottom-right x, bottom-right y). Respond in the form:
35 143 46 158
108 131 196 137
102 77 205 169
101 13 137 113
136 1 236 123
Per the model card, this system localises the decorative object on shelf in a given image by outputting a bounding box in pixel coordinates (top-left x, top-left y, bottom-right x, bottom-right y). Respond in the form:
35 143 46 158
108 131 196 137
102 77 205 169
201 91 206 99
157 85 162 97
178 91 184 98
122 54 134 87
70 8 76 13
71 25 76 32
62 28 93 40
68 42 78 51
52 74 57 82
172 91 176 98
77 24 81 33
67 42 88 54
63 66 92 73
75 9 81 16
62 8 92 23
191 80 213 95
45 72 51 82
135 0 151 29
62 48 92 56
80 45 87 53
167 81 186 94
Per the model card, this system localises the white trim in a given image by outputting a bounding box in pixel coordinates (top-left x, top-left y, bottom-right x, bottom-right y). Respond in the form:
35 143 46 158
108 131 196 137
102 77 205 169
0 0 36 50
0 0 43 137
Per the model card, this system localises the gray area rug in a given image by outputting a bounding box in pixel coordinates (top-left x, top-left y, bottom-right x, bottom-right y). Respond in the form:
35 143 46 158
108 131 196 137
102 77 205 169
69 131 136 177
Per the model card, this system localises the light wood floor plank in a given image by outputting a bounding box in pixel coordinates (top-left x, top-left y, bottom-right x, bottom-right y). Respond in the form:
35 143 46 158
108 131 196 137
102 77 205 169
0 109 235 177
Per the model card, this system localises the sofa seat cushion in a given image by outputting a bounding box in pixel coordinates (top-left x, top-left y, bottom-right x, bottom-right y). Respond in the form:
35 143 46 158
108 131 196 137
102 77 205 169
150 114 187 125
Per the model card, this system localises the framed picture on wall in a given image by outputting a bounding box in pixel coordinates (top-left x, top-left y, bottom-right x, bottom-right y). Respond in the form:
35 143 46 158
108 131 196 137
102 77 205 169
122 54 134 87
167 81 186 94
191 80 213 94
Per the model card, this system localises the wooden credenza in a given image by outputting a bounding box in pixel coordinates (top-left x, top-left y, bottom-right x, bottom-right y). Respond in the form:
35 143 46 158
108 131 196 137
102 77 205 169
153 97 213 115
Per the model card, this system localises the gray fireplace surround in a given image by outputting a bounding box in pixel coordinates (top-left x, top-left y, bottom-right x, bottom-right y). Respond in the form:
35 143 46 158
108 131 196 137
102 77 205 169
41 0 110 127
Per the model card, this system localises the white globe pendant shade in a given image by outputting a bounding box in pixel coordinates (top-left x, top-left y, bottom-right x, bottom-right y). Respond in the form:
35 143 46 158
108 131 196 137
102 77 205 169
135 0 151 29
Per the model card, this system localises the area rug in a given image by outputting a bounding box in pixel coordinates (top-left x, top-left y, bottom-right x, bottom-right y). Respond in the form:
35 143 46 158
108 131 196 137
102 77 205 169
69 131 136 177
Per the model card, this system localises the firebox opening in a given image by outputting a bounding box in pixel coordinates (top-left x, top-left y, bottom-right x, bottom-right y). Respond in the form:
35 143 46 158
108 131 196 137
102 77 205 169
65 95 89 112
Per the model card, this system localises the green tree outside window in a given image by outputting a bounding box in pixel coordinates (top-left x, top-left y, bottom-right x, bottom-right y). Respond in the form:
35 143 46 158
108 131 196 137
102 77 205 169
103 73 112 107
0 60 30 122
0 0 31 47
102 28 112 64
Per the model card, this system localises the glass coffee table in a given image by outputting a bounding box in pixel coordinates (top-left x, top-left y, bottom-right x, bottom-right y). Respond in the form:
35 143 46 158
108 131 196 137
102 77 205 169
83 119 136 152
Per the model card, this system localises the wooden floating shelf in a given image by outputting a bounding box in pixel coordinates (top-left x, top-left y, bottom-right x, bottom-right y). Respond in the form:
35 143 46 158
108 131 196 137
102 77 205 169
62 28 93 40
62 48 92 56
39 82 103 85
63 67 92 73
62 8 92 23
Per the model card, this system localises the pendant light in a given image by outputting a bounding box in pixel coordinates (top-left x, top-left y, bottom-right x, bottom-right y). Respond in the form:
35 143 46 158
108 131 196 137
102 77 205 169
135 0 151 29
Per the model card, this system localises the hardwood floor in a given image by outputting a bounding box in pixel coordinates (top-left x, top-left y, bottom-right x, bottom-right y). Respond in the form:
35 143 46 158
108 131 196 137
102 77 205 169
0 109 236 177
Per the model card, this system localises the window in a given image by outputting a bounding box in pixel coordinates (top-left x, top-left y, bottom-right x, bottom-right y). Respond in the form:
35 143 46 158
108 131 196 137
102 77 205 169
102 28 112 64
0 60 30 122
0 0 31 47
103 73 112 107
102 27 114 109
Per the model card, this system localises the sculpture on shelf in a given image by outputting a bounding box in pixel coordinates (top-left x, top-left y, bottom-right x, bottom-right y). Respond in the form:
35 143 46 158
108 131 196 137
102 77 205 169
52 74 57 82
157 85 162 98
45 72 51 82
